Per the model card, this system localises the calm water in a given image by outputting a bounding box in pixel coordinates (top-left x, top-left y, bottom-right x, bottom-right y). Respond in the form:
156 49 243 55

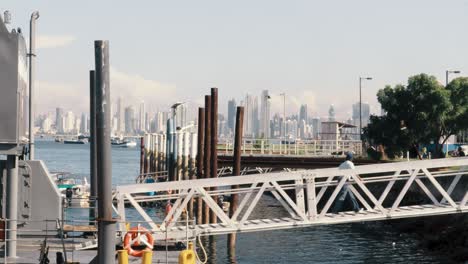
36 139 454 264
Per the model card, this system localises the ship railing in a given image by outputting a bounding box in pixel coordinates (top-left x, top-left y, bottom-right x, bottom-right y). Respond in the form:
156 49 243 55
218 138 363 156
136 170 169 183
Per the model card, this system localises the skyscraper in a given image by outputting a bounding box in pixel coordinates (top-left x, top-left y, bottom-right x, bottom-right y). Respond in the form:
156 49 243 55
139 101 145 133
56 107 64 133
80 113 88 134
125 106 136 135
227 99 236 134
260 90 271 138
328 105 336 122
298 104 308 139
352 102 370 126
252 97 259 137
117 97 124 133
243 94 259 137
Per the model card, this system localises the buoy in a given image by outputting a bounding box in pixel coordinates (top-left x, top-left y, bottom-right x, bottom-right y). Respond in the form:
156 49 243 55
178 242 196 264
123 226 154 257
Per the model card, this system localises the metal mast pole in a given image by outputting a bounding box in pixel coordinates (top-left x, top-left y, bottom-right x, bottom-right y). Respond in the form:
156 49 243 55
89 70 97 223
94 40 115 263
28 11 39 160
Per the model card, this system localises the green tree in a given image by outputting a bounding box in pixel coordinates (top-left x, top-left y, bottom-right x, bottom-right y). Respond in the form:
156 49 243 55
365 73 468 158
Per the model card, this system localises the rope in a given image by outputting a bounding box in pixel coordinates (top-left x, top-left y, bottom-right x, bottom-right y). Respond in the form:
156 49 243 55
195 235 208 264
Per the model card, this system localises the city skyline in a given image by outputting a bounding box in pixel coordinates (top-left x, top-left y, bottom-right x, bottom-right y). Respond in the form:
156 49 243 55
3 1 468 121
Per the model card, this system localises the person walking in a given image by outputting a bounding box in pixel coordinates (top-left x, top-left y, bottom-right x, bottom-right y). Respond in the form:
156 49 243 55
458 146 466 157
332 152 361 213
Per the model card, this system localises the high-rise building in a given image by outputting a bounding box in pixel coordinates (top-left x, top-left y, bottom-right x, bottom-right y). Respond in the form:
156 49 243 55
125 106 136 135
328 105 336 121
41 116 52 133
298 104 308 139
243 94 259 137
139 101 145 133
260 90 271 138
64 111 75 133
175 104 186 129
252 97 259 137
117 97 124 133
352 102 370 127
352 102 370 139
310 117 321 139
299 104 308 124
56 108 64 133
227 99 236 134
80 113 88 134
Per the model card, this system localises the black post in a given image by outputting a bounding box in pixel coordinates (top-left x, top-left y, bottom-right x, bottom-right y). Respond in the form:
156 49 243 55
196 108 205 224
94 40 115 263
210 88 218 224
203 96 211 224
228 106 244 249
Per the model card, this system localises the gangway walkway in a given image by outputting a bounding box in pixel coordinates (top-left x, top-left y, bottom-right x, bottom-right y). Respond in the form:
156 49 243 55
115 158 468 241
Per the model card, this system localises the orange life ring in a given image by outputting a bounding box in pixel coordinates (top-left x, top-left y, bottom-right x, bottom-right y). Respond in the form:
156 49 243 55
123 226 154 257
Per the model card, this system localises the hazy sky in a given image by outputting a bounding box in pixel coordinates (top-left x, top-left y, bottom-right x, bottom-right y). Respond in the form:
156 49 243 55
3 0 468 120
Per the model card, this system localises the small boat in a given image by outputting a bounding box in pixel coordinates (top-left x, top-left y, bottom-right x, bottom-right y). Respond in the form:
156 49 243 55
51 172 90 208
122 141 137 148
64 139 86 144
111 138 137 148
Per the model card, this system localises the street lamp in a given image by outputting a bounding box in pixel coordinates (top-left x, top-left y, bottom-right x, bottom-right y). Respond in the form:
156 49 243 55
444 70 460 157
445 70 461 86
359 77 372 141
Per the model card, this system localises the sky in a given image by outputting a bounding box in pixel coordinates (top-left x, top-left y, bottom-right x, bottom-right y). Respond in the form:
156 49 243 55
3 0 468 121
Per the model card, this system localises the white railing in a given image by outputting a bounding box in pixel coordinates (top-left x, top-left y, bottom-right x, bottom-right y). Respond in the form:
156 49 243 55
218 138 362 156
116 157 468 240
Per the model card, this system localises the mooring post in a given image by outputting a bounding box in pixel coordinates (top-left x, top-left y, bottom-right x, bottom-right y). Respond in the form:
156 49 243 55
140 136 145 176
6 155 18 257
166 119 174 181
228 106 244 249
183 132 190 180
94 40 116 263
189 132 197 219
196 108 205 224
210 88 219 224
203 95 212 224
89 70 97 224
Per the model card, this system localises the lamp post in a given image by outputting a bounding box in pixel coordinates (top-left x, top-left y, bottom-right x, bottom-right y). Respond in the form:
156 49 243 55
280 93 286 153
359 77 372 141
446 70 461 87
28 11 40 160
445 70 460 157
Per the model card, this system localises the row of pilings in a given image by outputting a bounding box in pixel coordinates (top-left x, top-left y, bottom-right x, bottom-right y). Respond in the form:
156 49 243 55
138 88 245 249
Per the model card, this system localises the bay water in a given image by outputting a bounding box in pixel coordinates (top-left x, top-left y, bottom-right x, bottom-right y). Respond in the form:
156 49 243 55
36 139 453 264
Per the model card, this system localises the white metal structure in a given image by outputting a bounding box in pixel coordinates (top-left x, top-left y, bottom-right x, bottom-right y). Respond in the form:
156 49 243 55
115 158 468 241
218 138 363 156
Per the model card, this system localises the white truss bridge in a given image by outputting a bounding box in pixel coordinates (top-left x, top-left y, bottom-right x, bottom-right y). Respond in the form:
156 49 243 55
115 158 468 241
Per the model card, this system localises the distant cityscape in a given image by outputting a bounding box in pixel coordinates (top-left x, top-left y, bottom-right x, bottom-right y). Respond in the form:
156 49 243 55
35 90 373 141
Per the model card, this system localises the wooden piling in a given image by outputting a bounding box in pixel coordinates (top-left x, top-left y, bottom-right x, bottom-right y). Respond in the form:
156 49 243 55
188 132 197 219
228 106 244 249
196 108 205 224
203 96 212 225
210 88 218 224
140 137 145 175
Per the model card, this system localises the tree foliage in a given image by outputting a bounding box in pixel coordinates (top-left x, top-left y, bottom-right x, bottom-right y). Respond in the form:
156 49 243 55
365 74 468 158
